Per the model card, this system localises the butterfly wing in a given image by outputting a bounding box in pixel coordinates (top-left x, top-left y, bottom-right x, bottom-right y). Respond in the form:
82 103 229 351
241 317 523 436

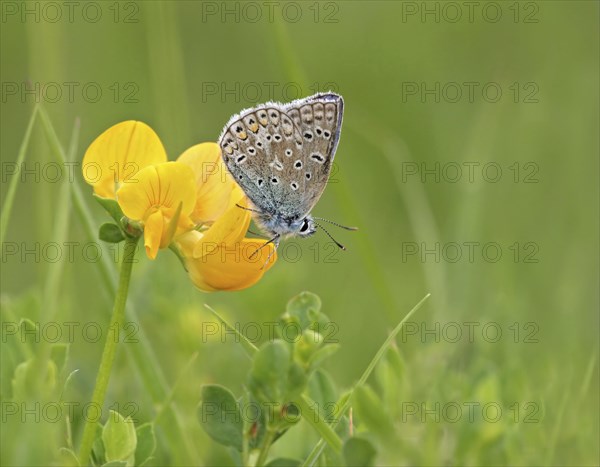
219 105 302 216
281 92 344 217
219 92 344 221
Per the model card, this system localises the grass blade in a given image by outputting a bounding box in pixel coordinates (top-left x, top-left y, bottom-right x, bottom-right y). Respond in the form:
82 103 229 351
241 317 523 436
295 394 343 454
204 304 258 357
0 105 39 254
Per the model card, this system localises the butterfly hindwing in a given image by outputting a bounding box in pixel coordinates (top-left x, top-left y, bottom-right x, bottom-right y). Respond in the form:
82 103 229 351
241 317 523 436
282 93 343 216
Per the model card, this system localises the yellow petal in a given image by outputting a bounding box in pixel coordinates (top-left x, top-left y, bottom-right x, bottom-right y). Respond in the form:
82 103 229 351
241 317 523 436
192 194 251 258
82 121 167 198
116 162 197 221
177 143 237 224
144 210 163 259
175 230 204 256
182 236 277 292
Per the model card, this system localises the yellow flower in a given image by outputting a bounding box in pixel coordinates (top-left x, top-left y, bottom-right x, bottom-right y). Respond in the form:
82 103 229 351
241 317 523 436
82 121 167 199
177 143 233 224
175 194 277 292
82 120 277 291
175 144 277 291
117 162 196 259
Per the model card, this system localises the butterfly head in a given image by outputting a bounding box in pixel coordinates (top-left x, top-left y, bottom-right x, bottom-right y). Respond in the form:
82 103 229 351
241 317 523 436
296 216 317 237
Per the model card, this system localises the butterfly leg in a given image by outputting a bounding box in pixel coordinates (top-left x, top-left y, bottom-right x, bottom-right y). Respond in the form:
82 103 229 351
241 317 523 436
246 228 267 237
234 204 271 238
262 236 280 269
249 234 280 269
235 203 262 214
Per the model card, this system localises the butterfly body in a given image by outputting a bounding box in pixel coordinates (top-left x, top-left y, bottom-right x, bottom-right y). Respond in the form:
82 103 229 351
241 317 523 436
253 210 317 239
218 92 346 246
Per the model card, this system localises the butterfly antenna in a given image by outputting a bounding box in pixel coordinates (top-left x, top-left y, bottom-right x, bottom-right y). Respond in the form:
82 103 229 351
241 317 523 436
313 217 358 231
314 222 347 251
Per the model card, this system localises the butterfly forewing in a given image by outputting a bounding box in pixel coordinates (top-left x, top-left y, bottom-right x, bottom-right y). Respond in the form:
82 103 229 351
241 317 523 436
220 107 288 213
219 92 344 221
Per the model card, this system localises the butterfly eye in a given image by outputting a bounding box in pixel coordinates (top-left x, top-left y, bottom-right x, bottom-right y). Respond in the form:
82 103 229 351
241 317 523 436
300 219 310 233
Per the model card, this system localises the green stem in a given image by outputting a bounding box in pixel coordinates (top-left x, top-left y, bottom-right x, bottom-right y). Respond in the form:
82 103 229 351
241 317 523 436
78 236 139 466
242 390 251 467
254 427 277 467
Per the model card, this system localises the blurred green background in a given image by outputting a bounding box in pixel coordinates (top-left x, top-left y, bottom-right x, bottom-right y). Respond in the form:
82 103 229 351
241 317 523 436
1 1 598 465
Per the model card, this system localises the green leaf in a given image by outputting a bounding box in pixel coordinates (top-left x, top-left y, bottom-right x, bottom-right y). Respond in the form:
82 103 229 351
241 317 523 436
12 358 57 400
385 345 406 380
102 462 128 467
374 346 406 416
307 370 338 422
93 194 125 225
50 343 69 372
19 318 38 346
99 223 125 243
57 447 80 466
294 329 324 364
197 385 243 451
102 411 137 467
307 344 340 371
286 292 322 320
266 458 301 467
134 423 156 466
342 437 377 467
473 374 505 442
352 385 394 440
277 292 336 343
247 340 306 407
0 344 16 400
91 424 106 467
282 293 331 336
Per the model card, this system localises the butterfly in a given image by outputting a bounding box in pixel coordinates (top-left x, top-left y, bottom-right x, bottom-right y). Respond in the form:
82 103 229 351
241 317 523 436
218 92 356 258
